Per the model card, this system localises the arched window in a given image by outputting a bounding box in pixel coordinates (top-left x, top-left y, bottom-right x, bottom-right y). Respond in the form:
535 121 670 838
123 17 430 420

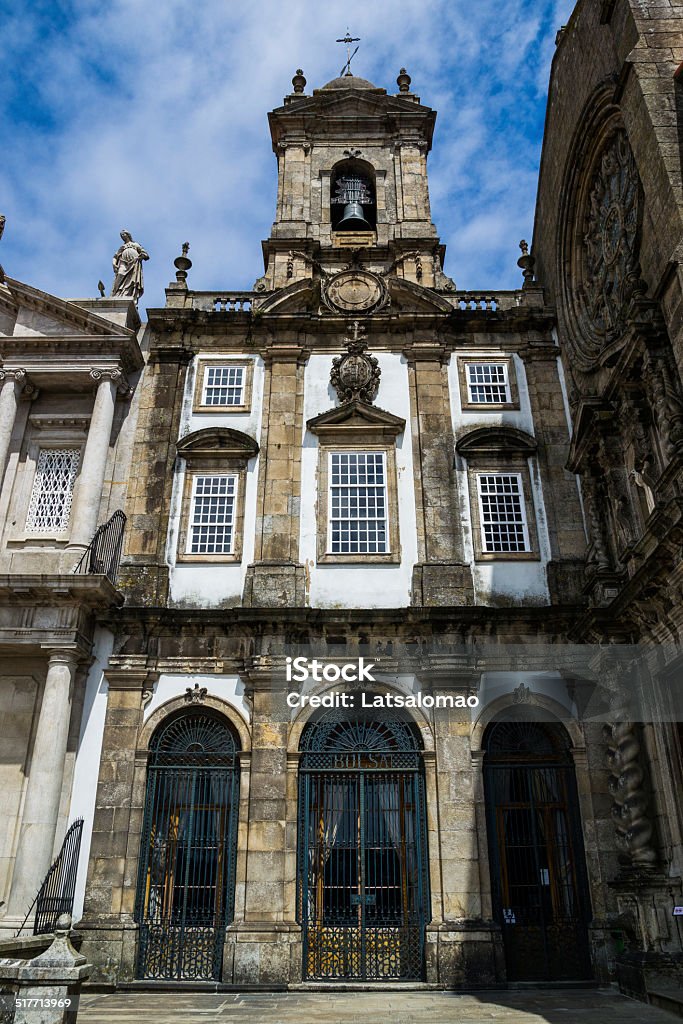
134 709 240 981
330 159 377 232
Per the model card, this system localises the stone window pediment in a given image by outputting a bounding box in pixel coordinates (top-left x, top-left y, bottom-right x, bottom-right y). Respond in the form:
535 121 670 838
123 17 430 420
455 426 537 460
176 427 259 463
307 399 405 444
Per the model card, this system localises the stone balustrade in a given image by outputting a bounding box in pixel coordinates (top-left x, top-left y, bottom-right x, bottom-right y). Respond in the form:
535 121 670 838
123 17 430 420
190 292 255 313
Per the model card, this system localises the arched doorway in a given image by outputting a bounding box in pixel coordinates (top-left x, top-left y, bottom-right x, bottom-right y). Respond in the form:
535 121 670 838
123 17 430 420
134 709 240 980
483 718 592 981
297 710 430 981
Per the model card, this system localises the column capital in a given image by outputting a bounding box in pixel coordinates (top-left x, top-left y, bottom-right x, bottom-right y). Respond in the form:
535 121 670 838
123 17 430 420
261 344 310 367
41 647 81 670
0 366 38 399
402 342 449 365
89 366 132 397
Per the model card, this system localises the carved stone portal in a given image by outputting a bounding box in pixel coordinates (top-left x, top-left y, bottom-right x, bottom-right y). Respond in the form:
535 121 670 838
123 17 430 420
330 322 381 404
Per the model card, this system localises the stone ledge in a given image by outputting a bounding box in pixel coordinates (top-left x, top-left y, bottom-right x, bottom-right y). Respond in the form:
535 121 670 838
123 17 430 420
0 574 123 609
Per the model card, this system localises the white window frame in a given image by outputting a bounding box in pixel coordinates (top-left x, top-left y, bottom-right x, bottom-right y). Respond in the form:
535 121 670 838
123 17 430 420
25 448 80 533
186 473 238 556
476 472 530 554
466 362 510 405
327 451 390 556
201 364 246 407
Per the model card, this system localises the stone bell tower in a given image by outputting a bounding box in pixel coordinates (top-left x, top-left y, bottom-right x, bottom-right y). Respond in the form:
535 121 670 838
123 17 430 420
260 67 453 293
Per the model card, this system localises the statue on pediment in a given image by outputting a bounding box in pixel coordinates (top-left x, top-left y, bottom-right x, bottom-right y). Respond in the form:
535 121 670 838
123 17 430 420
111 229 149 302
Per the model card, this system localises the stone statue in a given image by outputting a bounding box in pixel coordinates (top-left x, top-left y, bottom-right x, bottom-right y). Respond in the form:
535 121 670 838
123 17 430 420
111 229 149 302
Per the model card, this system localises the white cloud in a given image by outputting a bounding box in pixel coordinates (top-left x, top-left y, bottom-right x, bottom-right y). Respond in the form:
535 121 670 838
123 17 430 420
0 0 575 302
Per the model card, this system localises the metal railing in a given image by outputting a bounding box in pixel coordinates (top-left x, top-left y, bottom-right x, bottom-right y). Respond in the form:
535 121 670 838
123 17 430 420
16 818 84 937
73 509 126 585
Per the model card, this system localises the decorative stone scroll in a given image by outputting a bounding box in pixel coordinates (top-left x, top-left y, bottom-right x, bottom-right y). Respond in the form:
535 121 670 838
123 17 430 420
604 718 658 867
330 321 381 403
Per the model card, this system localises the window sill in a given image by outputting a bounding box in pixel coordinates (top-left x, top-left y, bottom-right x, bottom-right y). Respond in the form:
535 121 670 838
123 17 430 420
175 554 243 564
317 552 401 565
474 551 541 562
192 405 251 414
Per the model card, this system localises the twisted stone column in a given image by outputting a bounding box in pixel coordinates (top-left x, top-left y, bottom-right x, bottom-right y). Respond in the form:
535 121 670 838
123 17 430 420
603 719 657 867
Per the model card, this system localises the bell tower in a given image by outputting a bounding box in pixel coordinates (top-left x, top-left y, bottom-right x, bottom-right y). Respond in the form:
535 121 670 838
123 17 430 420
260 67 450 291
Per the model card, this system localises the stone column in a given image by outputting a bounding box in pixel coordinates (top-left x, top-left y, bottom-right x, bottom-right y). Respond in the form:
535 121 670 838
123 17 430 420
0 368 33 492
244 344 309 607
6 649 79 919
405 343 473 606
68 368 126 551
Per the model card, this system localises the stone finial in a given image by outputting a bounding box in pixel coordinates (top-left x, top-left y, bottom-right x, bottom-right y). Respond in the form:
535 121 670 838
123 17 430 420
30 913 87 968
292 69 306 94
111 229 149 303
173 241 192 285
517 239 536 288
397 68 411 93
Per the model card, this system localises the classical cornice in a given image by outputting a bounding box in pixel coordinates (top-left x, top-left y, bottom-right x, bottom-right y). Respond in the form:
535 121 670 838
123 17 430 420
176 427 259 461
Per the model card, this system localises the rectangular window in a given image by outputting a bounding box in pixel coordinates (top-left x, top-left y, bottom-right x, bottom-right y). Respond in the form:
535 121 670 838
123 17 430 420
477 473 529 553
187 474 237 555
466 363 509 404
201 365 245 407
329 452 388 554
25 448 80 532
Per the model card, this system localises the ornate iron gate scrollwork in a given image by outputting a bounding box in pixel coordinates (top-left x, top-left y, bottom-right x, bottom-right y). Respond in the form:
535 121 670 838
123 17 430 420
134 710 239 980
297 712 430 981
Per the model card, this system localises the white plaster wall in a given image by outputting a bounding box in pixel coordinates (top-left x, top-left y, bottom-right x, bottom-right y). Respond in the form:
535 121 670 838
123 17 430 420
300 352 418 608
167 353 264 607
69 627 113 923
449 351 551 604
143 674 251 729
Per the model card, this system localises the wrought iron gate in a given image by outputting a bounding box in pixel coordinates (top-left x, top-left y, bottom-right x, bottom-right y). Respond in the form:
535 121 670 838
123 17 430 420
298 713 429 981
484 720 592 982
135 711 239 980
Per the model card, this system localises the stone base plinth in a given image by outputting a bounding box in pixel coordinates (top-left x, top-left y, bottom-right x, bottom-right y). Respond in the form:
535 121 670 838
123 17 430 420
76 917 138 986
243 563 307 607
411 563 474 607
223 923 302 986
429 922 504 987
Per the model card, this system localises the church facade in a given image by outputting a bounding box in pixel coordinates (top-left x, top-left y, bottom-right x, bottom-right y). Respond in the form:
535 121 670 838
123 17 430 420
1 0 683 1001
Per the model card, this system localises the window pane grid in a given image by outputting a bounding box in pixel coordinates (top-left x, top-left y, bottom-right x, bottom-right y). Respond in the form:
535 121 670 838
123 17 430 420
329 452 388 554
202 366 245 406
467 363 509 404
478 473 529 553
188 475 236 554
25 449 80 532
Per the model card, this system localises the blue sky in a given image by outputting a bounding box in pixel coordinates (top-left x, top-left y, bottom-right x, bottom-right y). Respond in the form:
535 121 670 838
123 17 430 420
0 0 574 309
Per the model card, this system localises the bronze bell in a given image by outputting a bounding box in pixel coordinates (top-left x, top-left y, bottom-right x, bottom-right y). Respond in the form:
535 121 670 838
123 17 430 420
333 174 373 231
337 200 371 231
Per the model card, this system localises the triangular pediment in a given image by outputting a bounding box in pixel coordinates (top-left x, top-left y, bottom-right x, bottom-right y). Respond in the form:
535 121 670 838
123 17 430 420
308 399 405 439
1 278 140 338
177 427 259 460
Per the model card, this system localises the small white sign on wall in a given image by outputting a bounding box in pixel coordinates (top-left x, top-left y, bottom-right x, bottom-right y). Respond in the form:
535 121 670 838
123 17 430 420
673 907 683 916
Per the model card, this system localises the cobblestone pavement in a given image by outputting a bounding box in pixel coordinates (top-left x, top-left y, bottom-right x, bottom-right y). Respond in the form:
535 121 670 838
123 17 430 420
78 987 679 1023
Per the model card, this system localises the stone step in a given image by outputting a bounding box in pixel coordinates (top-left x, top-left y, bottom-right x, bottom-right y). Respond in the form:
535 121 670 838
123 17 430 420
648 988 683 1019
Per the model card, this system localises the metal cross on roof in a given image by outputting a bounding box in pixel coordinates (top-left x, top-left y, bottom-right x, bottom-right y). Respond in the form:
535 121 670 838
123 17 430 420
336 29 360 77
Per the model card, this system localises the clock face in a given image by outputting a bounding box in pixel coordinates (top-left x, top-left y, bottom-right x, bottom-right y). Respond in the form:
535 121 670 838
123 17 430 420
325 270 386 314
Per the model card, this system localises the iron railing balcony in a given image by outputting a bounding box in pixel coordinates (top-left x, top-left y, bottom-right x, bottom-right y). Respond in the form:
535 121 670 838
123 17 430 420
73 509 126 586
